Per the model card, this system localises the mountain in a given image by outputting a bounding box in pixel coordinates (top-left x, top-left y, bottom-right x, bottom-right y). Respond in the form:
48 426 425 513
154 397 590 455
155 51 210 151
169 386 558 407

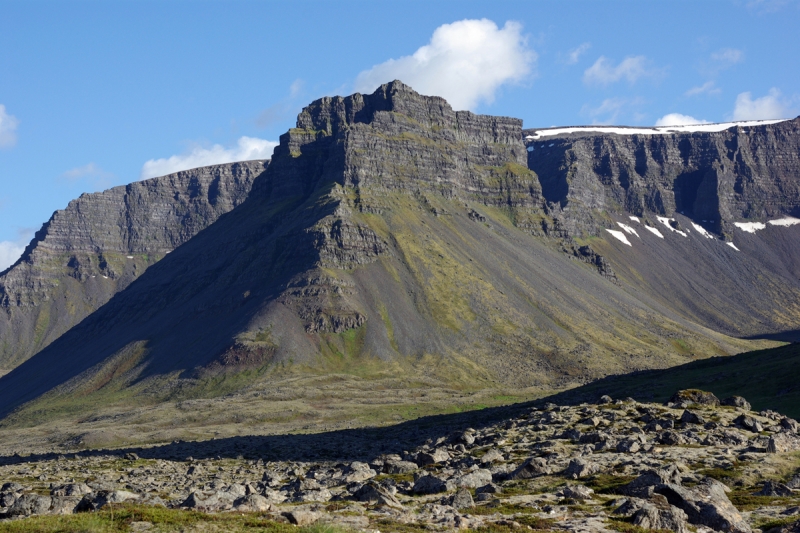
0 161 266 375
525 120 800 340
0 82 796 433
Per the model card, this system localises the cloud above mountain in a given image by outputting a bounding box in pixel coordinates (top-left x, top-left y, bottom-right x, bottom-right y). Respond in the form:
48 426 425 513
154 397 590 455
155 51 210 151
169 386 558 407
731 88 796 120
0 105 19 148
141 136 278 180
354 19 535 111
583 55 663 86
655 113 710 126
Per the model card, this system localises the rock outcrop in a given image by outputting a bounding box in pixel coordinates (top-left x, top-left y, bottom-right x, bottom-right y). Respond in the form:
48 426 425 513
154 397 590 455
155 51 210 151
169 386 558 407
0 161 266 374
525 118 800 236
1 390 799 532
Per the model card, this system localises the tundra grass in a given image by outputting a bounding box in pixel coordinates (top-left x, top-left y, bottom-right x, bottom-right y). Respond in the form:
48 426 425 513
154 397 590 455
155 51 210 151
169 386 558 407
0 505 346 533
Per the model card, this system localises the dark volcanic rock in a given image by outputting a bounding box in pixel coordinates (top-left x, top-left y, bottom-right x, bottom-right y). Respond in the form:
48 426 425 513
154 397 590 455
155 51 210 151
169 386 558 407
0 161 265 374
525 118 800 237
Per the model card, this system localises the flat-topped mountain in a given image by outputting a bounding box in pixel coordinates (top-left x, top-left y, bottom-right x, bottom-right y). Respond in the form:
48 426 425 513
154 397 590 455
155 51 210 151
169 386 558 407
0 82 797 436
524 118 800 237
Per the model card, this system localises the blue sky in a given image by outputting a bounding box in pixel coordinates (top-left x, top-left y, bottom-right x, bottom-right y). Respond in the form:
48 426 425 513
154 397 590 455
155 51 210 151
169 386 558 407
1 0 799 269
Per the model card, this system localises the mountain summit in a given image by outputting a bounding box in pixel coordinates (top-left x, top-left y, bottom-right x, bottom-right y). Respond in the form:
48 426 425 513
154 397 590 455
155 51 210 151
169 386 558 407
0 81 797 425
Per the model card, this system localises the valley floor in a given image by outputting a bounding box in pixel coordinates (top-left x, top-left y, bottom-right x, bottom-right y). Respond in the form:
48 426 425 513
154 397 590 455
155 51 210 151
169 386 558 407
2 391 800 533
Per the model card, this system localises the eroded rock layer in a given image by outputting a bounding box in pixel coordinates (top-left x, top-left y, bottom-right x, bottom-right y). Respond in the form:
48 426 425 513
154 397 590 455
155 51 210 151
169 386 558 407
0 161 266 373
525 118 800 236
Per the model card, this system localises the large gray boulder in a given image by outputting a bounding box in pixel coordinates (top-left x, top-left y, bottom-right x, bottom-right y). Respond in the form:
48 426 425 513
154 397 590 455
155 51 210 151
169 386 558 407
633 501 690 533
656 478 752 533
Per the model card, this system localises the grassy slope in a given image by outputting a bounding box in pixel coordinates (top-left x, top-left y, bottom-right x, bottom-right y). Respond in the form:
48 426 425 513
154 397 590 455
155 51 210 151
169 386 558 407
545 342 800 418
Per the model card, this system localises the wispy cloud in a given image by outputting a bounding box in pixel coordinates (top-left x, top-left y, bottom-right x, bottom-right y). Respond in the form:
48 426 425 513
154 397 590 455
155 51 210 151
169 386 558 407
583 56 664 86
731 88 797 120
565 42 591 65
711 48 744 66
685 81 721 97
256 79 305 128
355 19 536 110
655 113 710 127
60 163 115 192
0 104 19 148
746 0 793 13
580 97 645 125
141 136 278 180
698 47 745 77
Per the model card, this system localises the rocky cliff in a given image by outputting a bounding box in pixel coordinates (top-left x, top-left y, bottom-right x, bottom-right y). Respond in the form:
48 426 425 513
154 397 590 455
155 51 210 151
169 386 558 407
0 161 266 374
0 82 775 422
525 118 800 237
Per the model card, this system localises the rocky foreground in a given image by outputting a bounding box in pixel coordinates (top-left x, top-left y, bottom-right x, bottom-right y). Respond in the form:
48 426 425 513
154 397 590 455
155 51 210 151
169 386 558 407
2 390 800 532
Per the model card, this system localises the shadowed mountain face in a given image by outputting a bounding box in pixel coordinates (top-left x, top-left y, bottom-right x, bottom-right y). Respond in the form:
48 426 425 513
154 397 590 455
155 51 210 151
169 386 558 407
0 82 798 426
0 161 266 375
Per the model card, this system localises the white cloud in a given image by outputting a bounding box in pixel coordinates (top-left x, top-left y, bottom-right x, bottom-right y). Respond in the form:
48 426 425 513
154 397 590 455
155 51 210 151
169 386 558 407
141 136 278 180
685 81 721 97
583 55 662 86
731 88 796 120
0 241 25 272
566 42 591 64
0 104 19 148
655 113 710 127
0 228 33 272
354 19 535 111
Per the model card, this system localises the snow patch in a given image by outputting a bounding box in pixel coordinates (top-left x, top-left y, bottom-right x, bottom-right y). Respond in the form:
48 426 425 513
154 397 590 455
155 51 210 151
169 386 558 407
606 229 632 246
643 225 664 238
126 255 134 259
628 216 640 223
727 242 740 251
617 222 639 237
691 222 714 239
525 118 789 140
768 216 800 227
656 216 688 237
734 221 766 233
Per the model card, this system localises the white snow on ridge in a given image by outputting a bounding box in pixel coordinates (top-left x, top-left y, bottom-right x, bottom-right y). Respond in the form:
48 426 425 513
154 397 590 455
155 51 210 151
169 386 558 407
734 221 767 233
727 242 740 251
525 118 789 140
616 222 639 237
606 229 632 246
628 216 640 223
656 216 688 237
643 225 664 238
691 222 714 239
768 216 800 227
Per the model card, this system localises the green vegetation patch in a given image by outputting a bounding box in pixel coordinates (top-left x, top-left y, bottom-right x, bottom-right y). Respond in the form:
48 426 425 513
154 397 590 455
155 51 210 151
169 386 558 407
0 504 346 533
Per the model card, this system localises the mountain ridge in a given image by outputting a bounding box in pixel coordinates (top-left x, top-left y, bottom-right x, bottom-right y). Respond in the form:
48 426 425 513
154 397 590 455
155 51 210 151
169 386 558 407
0 160 266 374
0 81 795 436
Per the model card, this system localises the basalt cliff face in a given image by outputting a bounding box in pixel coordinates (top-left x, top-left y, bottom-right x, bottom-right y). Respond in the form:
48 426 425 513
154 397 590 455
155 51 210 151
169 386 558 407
0 161 266 374
524 120 800 340
524 119 800 236
0 82 797 425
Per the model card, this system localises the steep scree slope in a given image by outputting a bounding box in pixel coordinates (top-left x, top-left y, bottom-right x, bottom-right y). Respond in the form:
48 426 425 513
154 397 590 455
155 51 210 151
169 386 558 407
524 120 800 339
0 161 266 375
